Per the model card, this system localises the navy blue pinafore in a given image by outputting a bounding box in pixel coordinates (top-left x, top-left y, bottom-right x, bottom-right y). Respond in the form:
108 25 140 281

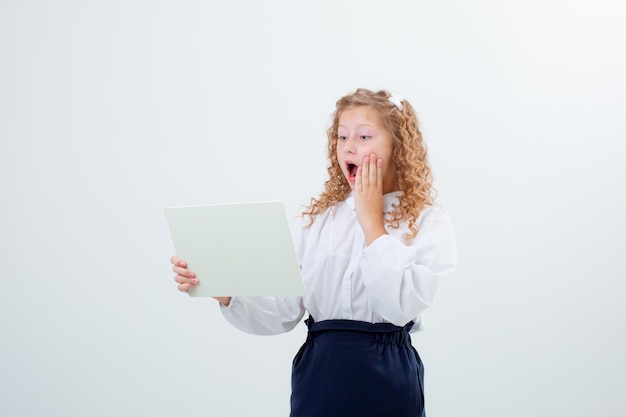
290 317 425 417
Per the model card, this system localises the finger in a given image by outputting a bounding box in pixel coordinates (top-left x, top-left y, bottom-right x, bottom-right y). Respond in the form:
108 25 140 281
174 272 198 284
376 157 383 189
361 155 370 188
170 256 187 268
175 277 199 297
172 266 196 278
368 153 378 186
177 282 195 293
172 265 195 278
355 164 362 191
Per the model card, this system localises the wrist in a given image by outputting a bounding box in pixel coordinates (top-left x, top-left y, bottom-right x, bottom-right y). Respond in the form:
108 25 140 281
214 296 232 306
363 224 387 246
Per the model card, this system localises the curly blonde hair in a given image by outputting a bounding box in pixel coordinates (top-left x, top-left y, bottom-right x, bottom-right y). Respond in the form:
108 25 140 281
302 88 436 241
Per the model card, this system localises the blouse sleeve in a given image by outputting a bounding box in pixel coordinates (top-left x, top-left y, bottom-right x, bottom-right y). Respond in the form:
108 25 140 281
220 296 305 335
359 208 457 327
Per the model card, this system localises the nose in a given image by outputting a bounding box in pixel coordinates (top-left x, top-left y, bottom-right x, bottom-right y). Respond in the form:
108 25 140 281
343 135 356 154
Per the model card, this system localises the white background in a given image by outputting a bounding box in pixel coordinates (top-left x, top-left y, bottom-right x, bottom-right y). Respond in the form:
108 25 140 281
1 1 625 416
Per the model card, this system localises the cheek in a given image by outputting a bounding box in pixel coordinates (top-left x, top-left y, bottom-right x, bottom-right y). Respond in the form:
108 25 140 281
363 144 390 161
357 143 376 158
335 145 343 161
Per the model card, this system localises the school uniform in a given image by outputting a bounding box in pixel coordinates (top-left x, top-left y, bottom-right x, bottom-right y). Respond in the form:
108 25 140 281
221 191 457 416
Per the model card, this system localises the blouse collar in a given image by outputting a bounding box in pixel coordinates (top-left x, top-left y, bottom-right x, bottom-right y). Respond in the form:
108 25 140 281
345 190 403 213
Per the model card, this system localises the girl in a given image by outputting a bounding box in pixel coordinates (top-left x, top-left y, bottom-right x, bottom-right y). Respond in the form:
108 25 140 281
171 88 457 417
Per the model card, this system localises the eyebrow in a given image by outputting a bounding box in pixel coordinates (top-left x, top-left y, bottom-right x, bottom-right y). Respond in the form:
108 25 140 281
338 123 377 129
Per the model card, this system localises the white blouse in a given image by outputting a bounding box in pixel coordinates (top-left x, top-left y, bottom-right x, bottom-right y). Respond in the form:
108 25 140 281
220 191 457 335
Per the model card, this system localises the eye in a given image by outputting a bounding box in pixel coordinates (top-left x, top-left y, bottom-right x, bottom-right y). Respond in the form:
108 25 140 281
359 135 371 140
338 135 347 141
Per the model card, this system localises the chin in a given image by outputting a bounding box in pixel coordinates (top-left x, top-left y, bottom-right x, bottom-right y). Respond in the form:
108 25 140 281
342 174 355 189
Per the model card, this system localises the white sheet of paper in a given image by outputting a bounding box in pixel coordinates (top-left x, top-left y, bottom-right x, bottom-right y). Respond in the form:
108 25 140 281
165 201 305 297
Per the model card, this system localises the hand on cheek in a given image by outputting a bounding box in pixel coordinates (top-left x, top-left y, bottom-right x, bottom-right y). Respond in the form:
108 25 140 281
354 153 387 245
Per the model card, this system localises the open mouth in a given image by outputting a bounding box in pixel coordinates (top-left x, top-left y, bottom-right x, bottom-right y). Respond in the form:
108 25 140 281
346 162 358 180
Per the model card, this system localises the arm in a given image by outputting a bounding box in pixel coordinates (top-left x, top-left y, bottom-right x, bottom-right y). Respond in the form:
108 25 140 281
359 210 457 326
220 296 305 335
171 222 307 336
353 153 457 325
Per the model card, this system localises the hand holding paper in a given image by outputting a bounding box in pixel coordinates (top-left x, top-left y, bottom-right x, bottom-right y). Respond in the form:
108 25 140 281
171 256 232 306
